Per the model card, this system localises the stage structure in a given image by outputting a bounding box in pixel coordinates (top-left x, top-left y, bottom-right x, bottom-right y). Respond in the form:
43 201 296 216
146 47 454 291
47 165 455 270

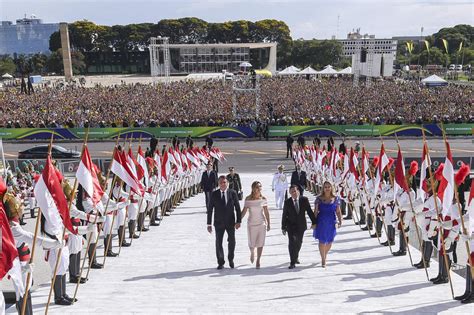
148 42 277 75
231 73 261 120
149 36 170 82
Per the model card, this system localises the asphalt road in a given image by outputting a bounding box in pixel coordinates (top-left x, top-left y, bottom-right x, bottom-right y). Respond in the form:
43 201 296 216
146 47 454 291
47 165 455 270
3 137 473 173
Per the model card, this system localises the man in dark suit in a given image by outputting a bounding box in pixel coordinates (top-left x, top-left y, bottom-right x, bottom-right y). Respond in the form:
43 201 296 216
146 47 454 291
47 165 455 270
286 133 294 158
200 162 218 211
207 176 242 269
290 166 307 195
281 185 316 269
149 136 158 156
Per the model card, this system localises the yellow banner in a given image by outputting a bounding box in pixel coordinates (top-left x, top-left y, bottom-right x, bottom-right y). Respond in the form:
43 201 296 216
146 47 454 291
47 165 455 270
424 40 430 53
442 39 449 54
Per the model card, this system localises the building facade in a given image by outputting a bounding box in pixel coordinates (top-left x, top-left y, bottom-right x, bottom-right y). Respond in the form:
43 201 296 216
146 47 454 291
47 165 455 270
0 16 59 55
149 42 277 75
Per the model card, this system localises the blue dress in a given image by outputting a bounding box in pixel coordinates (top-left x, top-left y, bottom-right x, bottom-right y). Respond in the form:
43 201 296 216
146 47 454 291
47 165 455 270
313 197 339 244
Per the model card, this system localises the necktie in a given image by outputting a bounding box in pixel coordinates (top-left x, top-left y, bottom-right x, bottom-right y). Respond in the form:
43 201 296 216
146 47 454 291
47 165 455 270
221 191 226 204
294 199 299 214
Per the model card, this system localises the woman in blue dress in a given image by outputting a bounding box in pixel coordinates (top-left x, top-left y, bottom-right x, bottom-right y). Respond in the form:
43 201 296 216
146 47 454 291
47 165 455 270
313 181 342 267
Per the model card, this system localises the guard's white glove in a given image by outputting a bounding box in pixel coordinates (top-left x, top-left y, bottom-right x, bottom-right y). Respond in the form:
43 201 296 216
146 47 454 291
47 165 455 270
53 239 62 249
97 215 105 223
441 220 453 229
21 263 34 274
460 233 473 243
444 236 454 249
87 224 95 233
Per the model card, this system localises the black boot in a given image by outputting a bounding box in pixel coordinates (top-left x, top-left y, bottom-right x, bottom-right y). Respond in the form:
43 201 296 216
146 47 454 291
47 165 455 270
455 266 472 300
88 243 103 269
16 291 33 315
118 225 131 247
54 275 71 305
462 280 474 304
104 236 118 257
62 275 77 303
433 257 450 284
30 207 36 218
129 220 139 239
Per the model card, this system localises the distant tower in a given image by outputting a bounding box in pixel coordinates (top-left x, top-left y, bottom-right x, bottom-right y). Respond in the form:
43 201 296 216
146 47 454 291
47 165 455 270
59 23 73 81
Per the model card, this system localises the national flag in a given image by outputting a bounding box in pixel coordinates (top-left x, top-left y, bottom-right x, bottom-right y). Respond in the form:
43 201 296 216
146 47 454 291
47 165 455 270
76 146 104 205
349 147 359 181
137 146 150 188
342 152 350 178
161 150 171 182
373 144 389 197
394 148 409 198
0 203 18 280
153 151 162 183
35 156 77 235
438 141 454 215
194 147 208 164
127 148 141 181
186 149 199 168
111 149 144 196
419 142 431 195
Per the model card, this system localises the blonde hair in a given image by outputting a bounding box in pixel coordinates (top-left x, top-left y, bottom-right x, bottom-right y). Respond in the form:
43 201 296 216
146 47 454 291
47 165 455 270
320 181 336 199
247 181 265 200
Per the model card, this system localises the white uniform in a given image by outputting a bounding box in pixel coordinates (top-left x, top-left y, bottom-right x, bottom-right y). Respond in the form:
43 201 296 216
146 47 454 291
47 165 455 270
272 172 287 209
113 185 129 228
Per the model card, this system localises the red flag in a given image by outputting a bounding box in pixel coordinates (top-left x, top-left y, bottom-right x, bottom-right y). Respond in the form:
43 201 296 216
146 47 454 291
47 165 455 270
76 146 104 205
35 156 77 235
111 149 144 196
394 148 409 194
349 147 359 180
0 203 18 279
438 141 454 215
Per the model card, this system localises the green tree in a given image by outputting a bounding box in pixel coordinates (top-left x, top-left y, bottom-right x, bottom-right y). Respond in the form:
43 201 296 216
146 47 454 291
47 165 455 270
0 56 16 75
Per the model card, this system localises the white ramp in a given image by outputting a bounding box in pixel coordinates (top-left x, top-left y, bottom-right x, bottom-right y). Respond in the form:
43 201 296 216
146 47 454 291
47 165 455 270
14 173 471 314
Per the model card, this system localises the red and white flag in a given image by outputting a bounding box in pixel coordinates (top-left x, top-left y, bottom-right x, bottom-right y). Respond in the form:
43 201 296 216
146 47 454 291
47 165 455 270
373 144 389 198
35 156 77 235
349 147 359 181
0 202 18 280
394 147 409 198
161 150 172 183
419 142 431 197
111 149 144 196
137 146 150 188
127 148 141 181
438 141 455 215
76 146 104 205
153 151 162 183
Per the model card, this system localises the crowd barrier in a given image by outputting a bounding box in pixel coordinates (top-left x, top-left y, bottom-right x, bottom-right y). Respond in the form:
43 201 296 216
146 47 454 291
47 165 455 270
0 124 472 140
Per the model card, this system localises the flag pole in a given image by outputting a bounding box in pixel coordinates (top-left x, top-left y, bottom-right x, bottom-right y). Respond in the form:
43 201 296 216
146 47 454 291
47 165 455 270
117 135 133 255
45 129 89 314
378 137 414 266
422 129 455 299
133 136 147 240
20 134 54 315
359 145 393 253
102 134 127 266
440 124 473 287
395 136 430 280
73 134 120 301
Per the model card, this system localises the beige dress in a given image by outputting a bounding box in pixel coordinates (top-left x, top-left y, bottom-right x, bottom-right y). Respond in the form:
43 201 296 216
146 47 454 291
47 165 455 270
244 199 268 248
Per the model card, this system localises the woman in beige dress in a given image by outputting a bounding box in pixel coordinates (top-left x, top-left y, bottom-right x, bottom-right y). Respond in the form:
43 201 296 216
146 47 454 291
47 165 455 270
241 181 270 269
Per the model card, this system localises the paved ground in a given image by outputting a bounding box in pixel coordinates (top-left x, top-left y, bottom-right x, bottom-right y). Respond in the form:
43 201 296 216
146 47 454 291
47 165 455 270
3 138 474 173
7 172 472 314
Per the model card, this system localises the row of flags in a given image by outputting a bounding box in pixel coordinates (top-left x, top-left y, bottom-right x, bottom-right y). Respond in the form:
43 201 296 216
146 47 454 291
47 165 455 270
0 141 225 291
292 139 473 214
407 39 464 55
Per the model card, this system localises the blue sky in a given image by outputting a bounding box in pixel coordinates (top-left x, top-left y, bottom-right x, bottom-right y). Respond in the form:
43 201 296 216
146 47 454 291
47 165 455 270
1 0 472 39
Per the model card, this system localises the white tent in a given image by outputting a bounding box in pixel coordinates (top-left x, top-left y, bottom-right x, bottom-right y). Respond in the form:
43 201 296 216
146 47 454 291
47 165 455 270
1 73 13 79
298 66 318 75
338 67 352 75
317 65 338 75
278 65 301 75
421 74 448 87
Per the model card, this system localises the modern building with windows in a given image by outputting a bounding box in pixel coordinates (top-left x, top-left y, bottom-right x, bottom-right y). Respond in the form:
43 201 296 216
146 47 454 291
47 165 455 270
338 29 397 77
0 16 59 55
149 42 277 75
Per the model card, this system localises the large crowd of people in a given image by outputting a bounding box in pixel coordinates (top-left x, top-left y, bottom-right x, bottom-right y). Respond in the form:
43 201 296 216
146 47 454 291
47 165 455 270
0 77 472 128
